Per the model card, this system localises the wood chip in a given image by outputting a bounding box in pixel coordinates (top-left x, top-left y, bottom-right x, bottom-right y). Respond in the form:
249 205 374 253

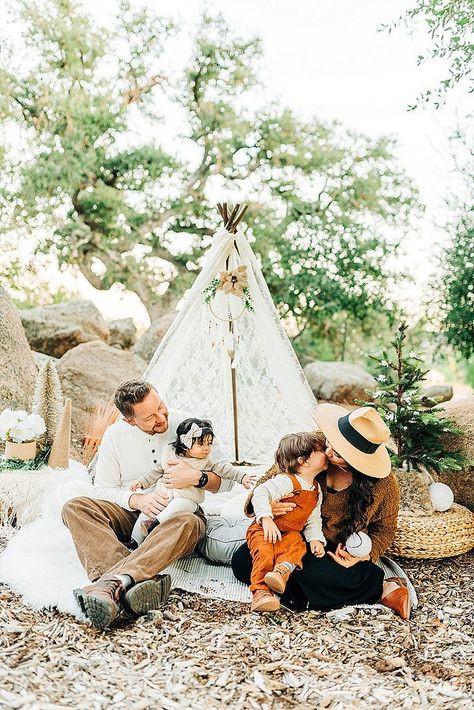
0 532 472 708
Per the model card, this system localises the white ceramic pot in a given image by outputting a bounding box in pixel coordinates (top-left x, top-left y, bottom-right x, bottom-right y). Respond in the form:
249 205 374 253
5 440 37 461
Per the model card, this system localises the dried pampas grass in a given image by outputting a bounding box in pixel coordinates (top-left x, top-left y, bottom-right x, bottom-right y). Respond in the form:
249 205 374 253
81 400 120 465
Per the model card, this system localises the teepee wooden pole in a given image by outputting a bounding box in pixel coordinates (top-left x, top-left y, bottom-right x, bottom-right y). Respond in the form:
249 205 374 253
229 323 240 463
219 202 245 463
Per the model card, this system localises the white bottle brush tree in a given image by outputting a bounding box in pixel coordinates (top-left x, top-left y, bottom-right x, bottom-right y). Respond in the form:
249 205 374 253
358 323 470 475
32 360 64 450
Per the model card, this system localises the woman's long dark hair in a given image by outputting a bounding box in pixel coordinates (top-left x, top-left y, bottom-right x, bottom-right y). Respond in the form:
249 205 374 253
333 464 378 544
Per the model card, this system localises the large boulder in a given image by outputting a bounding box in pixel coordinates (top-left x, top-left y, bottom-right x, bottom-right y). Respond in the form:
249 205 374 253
303 360 377 403
57 340 147 445
0 287 37 412
436 396 474 511
421 384 453 407
133 312 176 364
20 300 110 358
108 318 137 350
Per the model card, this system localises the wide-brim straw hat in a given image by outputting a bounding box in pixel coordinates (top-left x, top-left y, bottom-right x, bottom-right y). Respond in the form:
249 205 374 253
314 404 391 478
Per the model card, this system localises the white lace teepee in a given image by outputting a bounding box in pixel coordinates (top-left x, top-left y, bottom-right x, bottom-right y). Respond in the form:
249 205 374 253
143 210 317 464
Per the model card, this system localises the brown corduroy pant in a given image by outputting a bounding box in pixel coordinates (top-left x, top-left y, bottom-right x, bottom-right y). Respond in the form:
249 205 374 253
246 523 307 593
62 496 205 583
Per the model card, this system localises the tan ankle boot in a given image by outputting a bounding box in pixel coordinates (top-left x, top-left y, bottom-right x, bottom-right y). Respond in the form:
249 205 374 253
264 563 293 594
381 577 411 620
251 590 280 612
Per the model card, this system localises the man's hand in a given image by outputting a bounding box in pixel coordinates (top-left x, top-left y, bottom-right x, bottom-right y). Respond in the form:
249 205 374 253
129 490 170 517
241 473 257 489
270 494 296 518
129 480 143 491
310 539 326 557
162 458 201 489
261 517 282 543
327 544 370 568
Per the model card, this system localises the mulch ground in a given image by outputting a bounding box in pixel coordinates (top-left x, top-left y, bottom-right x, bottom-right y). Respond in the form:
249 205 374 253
0 541 472 709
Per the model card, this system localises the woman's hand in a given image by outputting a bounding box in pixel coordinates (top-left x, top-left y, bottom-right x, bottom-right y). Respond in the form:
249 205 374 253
270 494 296 517
261 517 282 543
327 544 370 567
162 459 201 488
310 539 326 557
129 480 143 491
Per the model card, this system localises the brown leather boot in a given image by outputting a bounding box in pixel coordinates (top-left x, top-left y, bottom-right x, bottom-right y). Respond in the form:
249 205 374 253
74 576 125 630
264 563 293 594
251 589 280 612
124 575 172 616
381 577 411 620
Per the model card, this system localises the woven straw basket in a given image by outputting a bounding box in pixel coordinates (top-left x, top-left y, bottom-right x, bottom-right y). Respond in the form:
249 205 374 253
388 503 474 559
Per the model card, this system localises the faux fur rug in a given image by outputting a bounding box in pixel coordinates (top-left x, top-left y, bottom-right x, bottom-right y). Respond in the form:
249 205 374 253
0 461 92 619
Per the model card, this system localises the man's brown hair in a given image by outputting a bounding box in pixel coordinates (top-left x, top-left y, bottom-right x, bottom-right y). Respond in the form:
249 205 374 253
275 431 326 475
114 380 156 418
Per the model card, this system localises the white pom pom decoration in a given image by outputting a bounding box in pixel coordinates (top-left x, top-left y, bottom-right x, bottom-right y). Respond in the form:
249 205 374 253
345 531 372 558
429 482 454 512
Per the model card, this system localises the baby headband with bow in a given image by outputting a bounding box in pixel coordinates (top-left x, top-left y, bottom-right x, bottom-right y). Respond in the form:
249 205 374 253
180 423 204 449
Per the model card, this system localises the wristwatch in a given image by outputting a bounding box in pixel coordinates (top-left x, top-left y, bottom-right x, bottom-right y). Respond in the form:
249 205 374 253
195 470 209 489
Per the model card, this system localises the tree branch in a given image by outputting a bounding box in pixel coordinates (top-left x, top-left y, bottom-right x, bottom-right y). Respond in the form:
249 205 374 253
123 74 165 106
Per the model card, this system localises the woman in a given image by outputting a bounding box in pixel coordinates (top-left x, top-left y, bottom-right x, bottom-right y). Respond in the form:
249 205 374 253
231 404 411 619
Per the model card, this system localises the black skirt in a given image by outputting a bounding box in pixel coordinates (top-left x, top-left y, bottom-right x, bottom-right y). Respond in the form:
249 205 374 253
231 541 384 611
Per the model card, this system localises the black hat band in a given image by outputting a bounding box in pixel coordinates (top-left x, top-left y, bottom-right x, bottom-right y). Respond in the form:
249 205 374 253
337 414 380 455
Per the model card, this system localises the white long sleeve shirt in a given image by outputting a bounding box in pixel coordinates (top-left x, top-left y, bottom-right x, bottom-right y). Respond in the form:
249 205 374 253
252 473 326 544
93 409 234 510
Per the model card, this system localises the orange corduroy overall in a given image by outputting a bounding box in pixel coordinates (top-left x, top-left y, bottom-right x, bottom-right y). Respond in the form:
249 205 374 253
246 474 319 593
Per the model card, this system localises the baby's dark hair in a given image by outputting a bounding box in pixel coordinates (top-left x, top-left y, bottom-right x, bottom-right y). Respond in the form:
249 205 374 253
275 431 326 475
171 418 215 456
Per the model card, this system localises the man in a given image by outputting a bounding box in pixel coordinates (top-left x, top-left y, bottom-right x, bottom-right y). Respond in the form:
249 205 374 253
63 380 229 630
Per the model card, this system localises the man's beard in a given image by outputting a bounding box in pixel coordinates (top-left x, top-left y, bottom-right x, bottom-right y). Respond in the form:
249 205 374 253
151 416 169 434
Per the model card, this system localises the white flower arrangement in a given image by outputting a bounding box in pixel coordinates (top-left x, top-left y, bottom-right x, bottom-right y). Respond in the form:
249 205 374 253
0 408 46 443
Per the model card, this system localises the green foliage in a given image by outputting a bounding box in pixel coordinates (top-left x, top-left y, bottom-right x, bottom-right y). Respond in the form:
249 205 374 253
439 219 474 358
0 255 76 308
358 323 471 473
384 0 474 108
291 311 399 365
463 356 474 386
435 121 473 362
1 0 419 345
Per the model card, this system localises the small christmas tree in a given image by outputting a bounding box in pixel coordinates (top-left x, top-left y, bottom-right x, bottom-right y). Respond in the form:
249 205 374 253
358 323 469 474
32 360 64 448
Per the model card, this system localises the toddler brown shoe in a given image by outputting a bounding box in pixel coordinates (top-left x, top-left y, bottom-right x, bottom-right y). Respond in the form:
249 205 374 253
264 563 292 594
140 518 159 538
251 589 280 612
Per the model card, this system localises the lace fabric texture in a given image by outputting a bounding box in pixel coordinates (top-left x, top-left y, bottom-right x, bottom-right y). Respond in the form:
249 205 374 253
143 227 317 464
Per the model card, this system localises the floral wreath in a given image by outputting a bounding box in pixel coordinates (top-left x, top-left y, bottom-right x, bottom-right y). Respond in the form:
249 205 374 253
204 265 254 321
